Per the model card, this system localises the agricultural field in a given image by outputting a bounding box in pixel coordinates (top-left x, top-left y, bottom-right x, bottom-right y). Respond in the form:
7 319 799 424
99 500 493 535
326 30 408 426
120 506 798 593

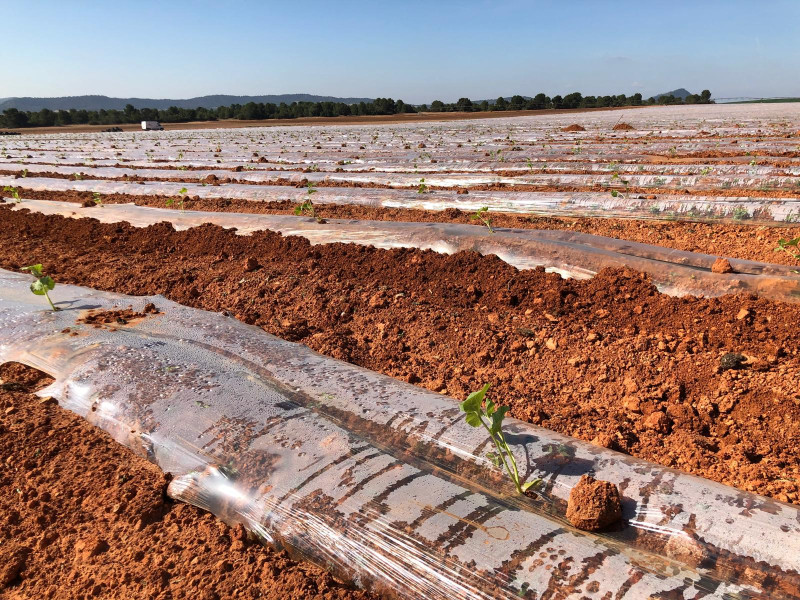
3 102 800 598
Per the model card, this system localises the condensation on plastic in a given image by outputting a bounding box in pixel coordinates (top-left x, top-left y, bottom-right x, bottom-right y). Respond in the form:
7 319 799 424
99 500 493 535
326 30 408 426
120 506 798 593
12 199 800 302
1 270 800 598
3 175 800 223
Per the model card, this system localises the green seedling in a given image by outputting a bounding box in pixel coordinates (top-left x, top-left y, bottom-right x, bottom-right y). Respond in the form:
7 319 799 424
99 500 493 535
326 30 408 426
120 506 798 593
732 207 750 221
21 168 27 178
166 187 188 210
417 178 428 194
459 384 540 495
92 192 103 206
294 182 323 223
2 186 21 203
471 206 495 233
700 167 713 176
21 264 58 311
775 237 800 261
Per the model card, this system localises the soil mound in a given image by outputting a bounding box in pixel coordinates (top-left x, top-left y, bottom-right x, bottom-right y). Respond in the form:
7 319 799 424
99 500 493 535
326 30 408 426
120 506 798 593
566 475 622 531
613 123 635 131
562 124 586 132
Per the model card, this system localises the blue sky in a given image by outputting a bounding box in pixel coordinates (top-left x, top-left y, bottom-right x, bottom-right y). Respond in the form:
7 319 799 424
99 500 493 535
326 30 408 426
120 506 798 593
2 0 798 103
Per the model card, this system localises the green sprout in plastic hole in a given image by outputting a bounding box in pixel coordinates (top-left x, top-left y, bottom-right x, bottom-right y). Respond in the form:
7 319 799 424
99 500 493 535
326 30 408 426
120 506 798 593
3 186 21 203
166 187 188 210
459 384 540 495
471 206 495 233
21 264 59 311
732 207 750 221
294 182 324 223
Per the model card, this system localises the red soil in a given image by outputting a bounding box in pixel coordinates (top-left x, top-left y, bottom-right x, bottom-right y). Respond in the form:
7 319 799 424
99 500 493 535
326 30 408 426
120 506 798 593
9 189 800 266
2 206 799 508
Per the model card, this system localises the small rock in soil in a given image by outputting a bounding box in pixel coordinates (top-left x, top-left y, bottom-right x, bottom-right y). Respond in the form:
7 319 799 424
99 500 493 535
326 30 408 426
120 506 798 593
244 257 260 272
566 475 622 531
711 258 734 274
74 537 110 561
644 410 671 433
720 352 746 371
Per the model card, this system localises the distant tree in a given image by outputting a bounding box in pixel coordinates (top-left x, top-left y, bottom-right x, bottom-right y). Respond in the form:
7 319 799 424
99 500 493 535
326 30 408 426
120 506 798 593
455 97 473 112
478 100 489 111
631 93 643 106
494 96 509 111
562 92 583 109
430 100 445 112
529 93 549 110
700 89 712 103
551 95 564 109
509 95 526 110
2 108 28 128
55 110 72 126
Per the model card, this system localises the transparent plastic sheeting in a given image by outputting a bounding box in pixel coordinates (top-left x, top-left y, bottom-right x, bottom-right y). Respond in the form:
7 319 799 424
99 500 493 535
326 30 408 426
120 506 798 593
2 271 800 598
4 175 800 223
3 156 800 178
13 199 800 303
7 162 800 192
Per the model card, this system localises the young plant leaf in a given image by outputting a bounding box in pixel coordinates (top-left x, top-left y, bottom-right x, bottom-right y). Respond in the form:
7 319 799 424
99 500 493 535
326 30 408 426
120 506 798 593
521 479 541 492
22 264 44 278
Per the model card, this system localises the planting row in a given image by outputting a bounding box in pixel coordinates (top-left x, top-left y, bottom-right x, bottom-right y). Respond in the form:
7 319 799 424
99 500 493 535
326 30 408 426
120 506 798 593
2 271 799 598
12 199 800 302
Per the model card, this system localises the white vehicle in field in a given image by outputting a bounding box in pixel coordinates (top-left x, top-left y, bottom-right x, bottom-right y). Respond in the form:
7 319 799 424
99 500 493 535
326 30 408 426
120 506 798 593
141 121 164 131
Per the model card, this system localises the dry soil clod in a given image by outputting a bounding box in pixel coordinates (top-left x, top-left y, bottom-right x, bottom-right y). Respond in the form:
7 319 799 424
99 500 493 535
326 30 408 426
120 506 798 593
566 475 622 531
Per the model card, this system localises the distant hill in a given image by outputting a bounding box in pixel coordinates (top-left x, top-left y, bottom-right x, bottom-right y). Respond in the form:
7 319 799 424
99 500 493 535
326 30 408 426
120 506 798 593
0 94 376 112
653 88 692 100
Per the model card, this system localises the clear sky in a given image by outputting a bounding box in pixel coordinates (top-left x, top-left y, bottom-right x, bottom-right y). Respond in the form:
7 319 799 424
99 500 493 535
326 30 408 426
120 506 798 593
2 0 798 103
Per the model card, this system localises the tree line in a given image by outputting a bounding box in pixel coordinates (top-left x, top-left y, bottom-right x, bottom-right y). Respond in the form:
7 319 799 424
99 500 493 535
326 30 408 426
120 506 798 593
0 91 712 129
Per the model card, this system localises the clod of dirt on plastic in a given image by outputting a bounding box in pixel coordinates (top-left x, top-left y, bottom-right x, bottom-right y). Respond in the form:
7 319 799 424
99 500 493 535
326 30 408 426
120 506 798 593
566 475 622 531
711 257 734 274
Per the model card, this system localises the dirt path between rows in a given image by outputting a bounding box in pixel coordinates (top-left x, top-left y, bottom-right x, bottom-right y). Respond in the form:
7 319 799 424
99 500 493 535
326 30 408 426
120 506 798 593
2 206 800 509
10 188 800 265
0 362 378 599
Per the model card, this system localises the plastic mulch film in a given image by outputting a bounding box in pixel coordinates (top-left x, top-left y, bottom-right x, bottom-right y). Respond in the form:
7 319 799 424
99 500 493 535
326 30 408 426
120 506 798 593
1 270 800 599
7 162 800 192
13 199 800 302
3 175 800 223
